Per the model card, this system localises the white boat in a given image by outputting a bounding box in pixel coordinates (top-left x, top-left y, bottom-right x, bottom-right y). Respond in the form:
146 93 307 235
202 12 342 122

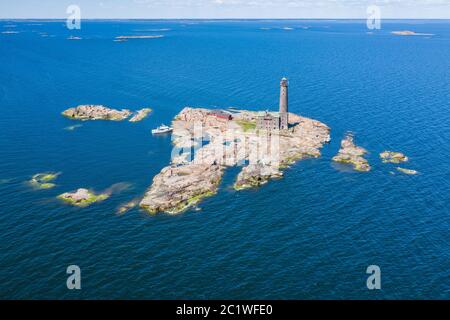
152 124 173 134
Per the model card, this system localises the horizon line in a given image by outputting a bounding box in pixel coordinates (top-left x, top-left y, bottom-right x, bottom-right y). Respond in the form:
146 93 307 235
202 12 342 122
1 18 450 21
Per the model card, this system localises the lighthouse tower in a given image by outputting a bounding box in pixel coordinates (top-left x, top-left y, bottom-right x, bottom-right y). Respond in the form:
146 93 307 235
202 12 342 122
279 77 288 130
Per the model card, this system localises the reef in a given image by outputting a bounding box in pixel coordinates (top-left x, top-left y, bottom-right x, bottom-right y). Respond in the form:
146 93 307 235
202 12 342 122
64 124 83 131
117 199 140 214
58 188 109 207
380 151 408 164
29 172 60 189
140 107 330 214
332 134 370 172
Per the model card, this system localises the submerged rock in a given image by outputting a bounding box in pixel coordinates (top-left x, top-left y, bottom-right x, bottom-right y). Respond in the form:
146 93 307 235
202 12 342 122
29 172 60 189
117 199 140 214
0 178 14 184
58 188 109 207
396 167 418 175
380 151 408 164
64 124 83 131
62 105 132 121
332 134 370 172
129 108 152 122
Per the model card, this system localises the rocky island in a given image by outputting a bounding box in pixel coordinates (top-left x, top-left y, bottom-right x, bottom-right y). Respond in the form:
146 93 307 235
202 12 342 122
54 78 423 215
332 133 370 172
140 88 330 214
62 105 152 122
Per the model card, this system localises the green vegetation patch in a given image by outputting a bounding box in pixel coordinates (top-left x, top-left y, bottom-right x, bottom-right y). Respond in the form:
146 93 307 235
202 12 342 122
236 120 256 132
57 189 110 207
166 190 217 215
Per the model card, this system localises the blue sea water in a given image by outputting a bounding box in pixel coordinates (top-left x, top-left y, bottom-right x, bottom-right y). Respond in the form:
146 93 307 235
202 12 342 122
0 19 449 299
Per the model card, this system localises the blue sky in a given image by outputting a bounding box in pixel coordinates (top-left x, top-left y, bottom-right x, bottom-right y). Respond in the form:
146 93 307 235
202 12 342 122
1 0 449 19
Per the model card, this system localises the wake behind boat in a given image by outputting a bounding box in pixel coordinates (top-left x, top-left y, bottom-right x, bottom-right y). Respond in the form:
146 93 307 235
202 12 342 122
152 124 173 134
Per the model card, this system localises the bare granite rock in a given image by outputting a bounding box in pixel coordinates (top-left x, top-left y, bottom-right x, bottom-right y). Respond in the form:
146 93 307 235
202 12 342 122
140 163 224 214
234 163 282 190
129 108 152 122
332 133 370 172
140 107 330 214
62 105 132 121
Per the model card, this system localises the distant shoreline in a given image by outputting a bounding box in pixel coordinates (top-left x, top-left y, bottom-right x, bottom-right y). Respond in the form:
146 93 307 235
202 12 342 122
115 35 164 39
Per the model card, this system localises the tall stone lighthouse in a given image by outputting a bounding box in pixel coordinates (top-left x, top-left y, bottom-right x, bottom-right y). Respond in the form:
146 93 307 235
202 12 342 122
279 77 289 130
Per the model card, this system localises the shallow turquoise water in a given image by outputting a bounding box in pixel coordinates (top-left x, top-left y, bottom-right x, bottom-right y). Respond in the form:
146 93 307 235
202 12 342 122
0 20 449 299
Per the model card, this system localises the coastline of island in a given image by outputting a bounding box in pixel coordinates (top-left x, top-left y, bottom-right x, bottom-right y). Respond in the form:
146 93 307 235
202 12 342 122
57 80 420 215
139 107 331 214
62 105 152 122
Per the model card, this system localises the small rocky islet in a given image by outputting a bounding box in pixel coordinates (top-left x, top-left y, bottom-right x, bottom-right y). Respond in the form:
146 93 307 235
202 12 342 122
62 105 152 122
391 30 434 36
379 151 408 164
396 167 418 175
58 188 109 207
332 134 371 172
379 151 418 174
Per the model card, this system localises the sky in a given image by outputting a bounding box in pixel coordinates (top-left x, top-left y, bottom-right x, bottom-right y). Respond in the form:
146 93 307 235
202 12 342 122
1 0 449 19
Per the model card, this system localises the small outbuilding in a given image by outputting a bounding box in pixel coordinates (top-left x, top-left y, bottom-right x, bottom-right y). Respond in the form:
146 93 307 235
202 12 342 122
208 110 233 120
